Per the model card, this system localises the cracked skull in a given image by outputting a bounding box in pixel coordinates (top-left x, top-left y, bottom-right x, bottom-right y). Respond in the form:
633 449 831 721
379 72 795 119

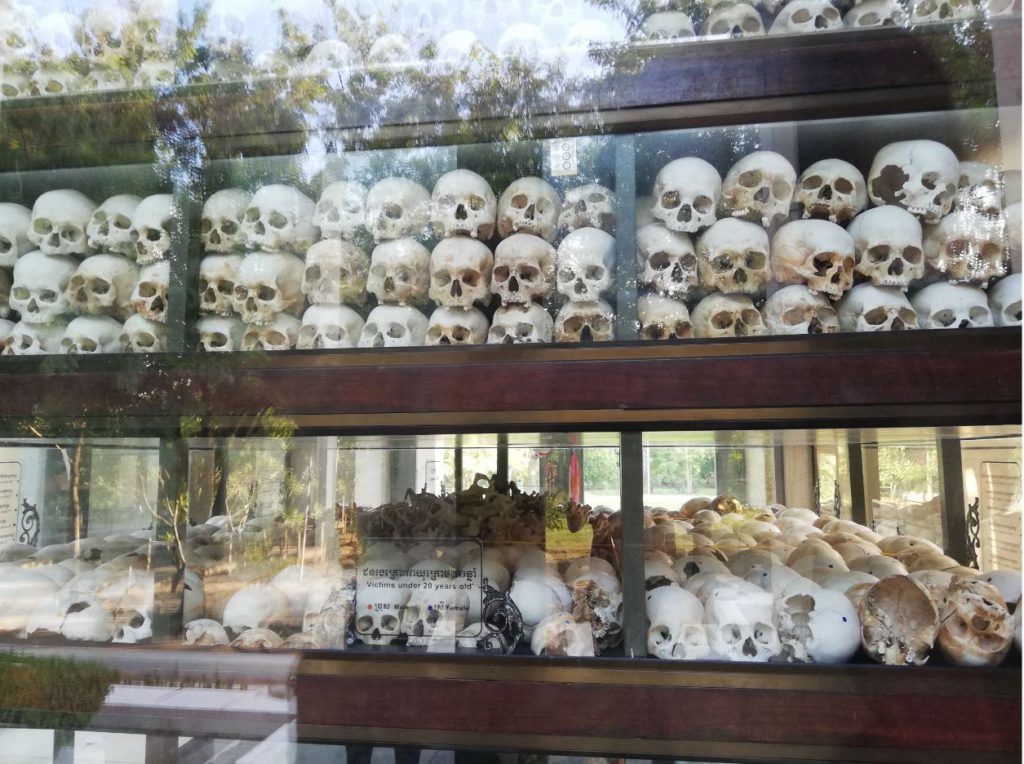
868 140 960 224
199 254 243 316
937 578 1014 667
795 159 867 224
771 220 856 299
557 183 617 235
720 151 796 229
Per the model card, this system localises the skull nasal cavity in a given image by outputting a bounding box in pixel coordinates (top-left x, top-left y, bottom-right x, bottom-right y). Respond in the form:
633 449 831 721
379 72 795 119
677 205 692 222
753 186 770 203
455 204 467 220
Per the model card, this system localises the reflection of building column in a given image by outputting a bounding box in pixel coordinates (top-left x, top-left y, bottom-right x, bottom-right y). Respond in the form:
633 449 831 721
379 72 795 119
781 442 815 511
714 432 746 498
938 438 971 564
745 447 767 506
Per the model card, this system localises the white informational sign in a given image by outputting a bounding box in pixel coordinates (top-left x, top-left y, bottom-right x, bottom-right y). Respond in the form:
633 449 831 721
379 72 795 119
0 462 23 546
550 138 579 177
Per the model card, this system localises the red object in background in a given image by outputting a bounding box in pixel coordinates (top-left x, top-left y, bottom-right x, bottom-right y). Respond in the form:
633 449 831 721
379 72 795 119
569 451 580 503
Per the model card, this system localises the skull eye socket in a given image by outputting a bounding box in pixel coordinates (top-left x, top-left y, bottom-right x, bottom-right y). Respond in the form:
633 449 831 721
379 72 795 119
92 280 111 295
741 16 762 31
516 322 534 336
305 265 322 283
461 271 480 287
42 290 59 303
451 326 470 342
981 242 1002 259
740 309 760 325
536 198 552 214
244 207 260 222
384 203 404 220
325 325 344 342
12 287 29 301
738 170 762 188
221 220 238 235
649 251 671 270
898 308 917 326
139 283 158 298
713 255 733 272
33 219 53 235
387 324 406 339
968 306 990 322
710 19 730 34
921 172 939 190
510 194 529 210
518 265 540 282
208 332 228 348
265 331 287 345
257 286 277 301
268 212 288 229
802 175 824 190
792 8 812 21
660 191 681 209
863 307 889 325
587 192 606 204
642 322 666 340
356 615 374 632
782 307 807 325
493 265 510 283
681 253 696 269
135 332 156 348
468 195 486 211
834 178 855 194
773 180 792 199
711 311 734 329
824 7 840 19
693 195 713 213
201 218 213 233
434 269 451 285
395 267 411 283
585 265 605 281
868 245 891 263
219 280 234 295
745 251 766 269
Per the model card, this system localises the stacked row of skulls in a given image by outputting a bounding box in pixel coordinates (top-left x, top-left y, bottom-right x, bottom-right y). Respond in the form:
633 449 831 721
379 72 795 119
635 140 1021 341
196 171 620 351
0 191 174 355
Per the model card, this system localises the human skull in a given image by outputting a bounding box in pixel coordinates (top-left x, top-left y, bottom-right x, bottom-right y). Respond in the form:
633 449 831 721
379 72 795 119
556 228 616 302
86 195 141 257
430 170 498 240
705 582 781 661
795 159 867 224
640 11 697 39
358 305 428 348
28 190 97 257
65 254 139 319
242 185 317 255
923 209 1006 285
859 576 938 665
496 22 549 60
60 315 124 354
645 585 710 660
719 151 797 228
0 204 32 266
130 194 173 265
911 282 992 329
429 238 493 308
769 0 843 31
60 596 116 642
201 189 251 254
230 628 284 650
3 320 67 355
843 0 908 25
401 585 471 648
10 251 77 323
988 273 1021 326
199 254 243 316
197 315 245 352
979 569 1022 607
426 306 489 346
651 158 722 234
80 5 132 64
302 239 370 306
838 284 917 331
368 239 430 306
771 220 856 298
956 161 1004 218
233 252 305 325
130 261 169 322
697 218 770 294
557 183 616 235
554 300 615 342
497 177 562 242
703 3 766 37
776 586 861 663
133 59 175 88
764 285 840 335
184 619 230 646
313 181 367 242
567 570 623 650
26 67 83 97
240 313 301 351
365 178 430 243
354 580 410 645
297 304 365 349
937 578 1013 666
636 223 697 297
638 295 693 340
120 313 167 353
846 206 924 289
222 584 292 635
530 613 596 656
909 0 981 22
692 292 767 338
868 140 960 224
491 234 556 305
487 304 554 344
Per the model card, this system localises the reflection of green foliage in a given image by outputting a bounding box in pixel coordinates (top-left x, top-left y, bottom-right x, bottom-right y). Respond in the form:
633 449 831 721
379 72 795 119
583 448 620 491
0 653 117 730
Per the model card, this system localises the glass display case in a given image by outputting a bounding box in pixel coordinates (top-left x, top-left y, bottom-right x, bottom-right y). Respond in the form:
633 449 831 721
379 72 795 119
0 0 1020 762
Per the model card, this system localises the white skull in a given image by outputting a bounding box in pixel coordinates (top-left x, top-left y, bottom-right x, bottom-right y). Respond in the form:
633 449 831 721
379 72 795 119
365 178 431 243
222 584 291 635
29 190 97 257
983 0 1020 14
60 315 124 354
240 313 301 351
133 60 175 88
304 581 356 650
358 305 428 348
130 261 169 322
497 177 562 242
87 195 142 257
65 254 139 319
769 0 843 32
843 0 908 25
697 218 770 294
232 252 305 325
231 628 284 650
645 585 710 660
60 595 116 642
197 315 245 351
107 571 155 644
201 189 251 253
795 159 867 224
764 284 840 335
988 273 1021 326
242 185 317 255
0 204 32 266
720 151 797 228
401 584 471 648
429 238 493 308
909 0 981 22
492 233 556 305
496 23 549 60
431 170 498 240
530 613 596 656
640 11 697 39
636 223 698 297
81 5 132 64
651 158 722 233
425 306 489 346
487 303 554 344
838 283 918 331
557 183 616 235
556 228 616 302
706 582 781 661
771 220 856 298
956 161 1004 217
553 299 615 342
703 3 766 37
868 140 960 224
10 251 77 323
184 618 230 646
776 585 861 663
846 206 925 289
130 194 174 265
27 68 83 97
302 239 370 306
297 304 365 349
923 209 1006 284
859 576 938 665
81 65 129 92
692 292 767 338
3 320 67 356
509 575 569 638
354 581 409 645
120 313 167 353
911 282 993 329
637 295 693 340
566 570 623 650
368 238 431 306
937 578 1013 666
313 181 367 242
199 254 243 316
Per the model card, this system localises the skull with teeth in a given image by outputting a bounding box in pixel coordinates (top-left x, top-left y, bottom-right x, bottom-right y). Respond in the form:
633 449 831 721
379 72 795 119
557 183 617 235
197 315 245 352
87 195 142 257
60 315 124 354
4 321 68 356
241 313 302 351
497 177 562 243
65 254 139 320
10 251 78 324
843 0 908 26
554 300 615 343
988 274 1022 326
923 209 1007 285
838 283 918 332
955 161 1004 218
637 295 693 341
199 254 243 316
719 151 797 229
909 0 981 22
357 305 429 348
368 238 431 306
703 3 766 37
764 285 840 335
366 177 431 243
429 238 493 308
491 233 556 306
556 228 616 302
426 306 490 346
232 252 305 325
487 304 554 344
795 159 867 224
130 261 169 322
201 189 251 254
313 181 367 242
771 220 856 299
242 185 318 254
130 194 174 265
640 11 697 39
297 304 365 349
910 282 993 329
431 170 498 240
302 239 370 306
120 313 167 353
769 0 843 32
636 223 697 297
868 140 960 224
0 204 33 266
697 218 770 294
706 582 781 661
692 292 767 338
651 157 722 233
28 190 97 258
847 206 924 290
